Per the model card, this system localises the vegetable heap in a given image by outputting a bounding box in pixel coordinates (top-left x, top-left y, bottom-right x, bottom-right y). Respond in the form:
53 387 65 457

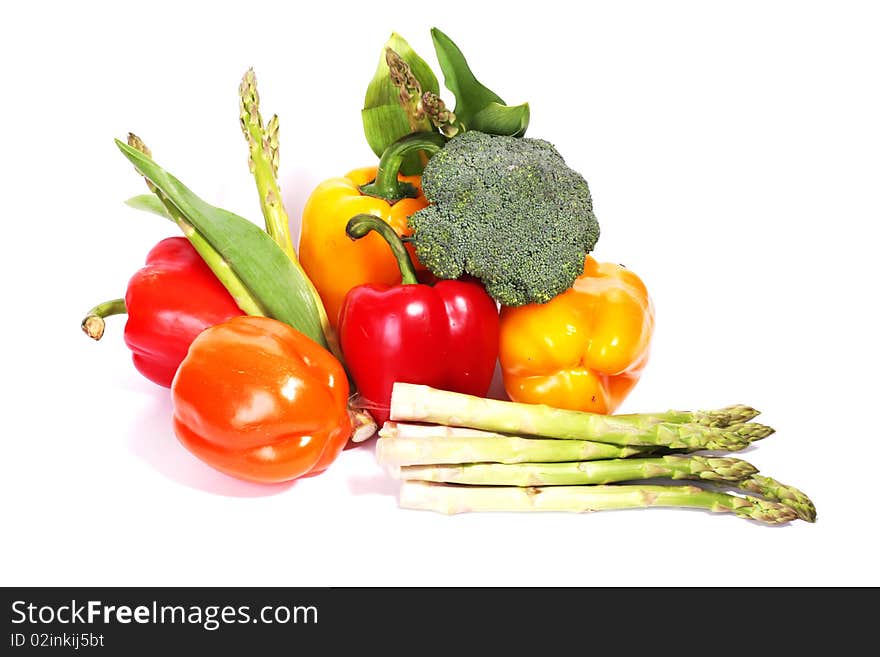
378 384 816 525
79 27 815 525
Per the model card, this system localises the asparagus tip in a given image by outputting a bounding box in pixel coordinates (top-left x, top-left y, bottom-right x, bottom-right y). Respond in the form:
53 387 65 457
694 404 761 427
239 68 261 139
126 132 151 158
738 475 817 523
729 422 775 441
695 456 759 482
735 496 800 525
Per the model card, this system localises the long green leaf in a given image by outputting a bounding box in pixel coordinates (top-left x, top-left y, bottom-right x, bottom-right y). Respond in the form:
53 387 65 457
431 27 530 136
470 102 530 137
115 139 327 348
125 193 173 220
362 32 439 174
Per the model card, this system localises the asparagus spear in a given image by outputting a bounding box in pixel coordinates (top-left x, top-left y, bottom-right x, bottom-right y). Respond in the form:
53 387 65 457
376 434 652 467
390 384 772 451
397 455 758 486
381 421 663 447
615 405 760 429
399 481 800 524
238 69 345 364
735 475 817 522
239 69 295 260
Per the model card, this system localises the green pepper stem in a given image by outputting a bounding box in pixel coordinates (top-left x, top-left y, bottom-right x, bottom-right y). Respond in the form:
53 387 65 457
359 131 447 203
81 298 127 340
346 214 419 285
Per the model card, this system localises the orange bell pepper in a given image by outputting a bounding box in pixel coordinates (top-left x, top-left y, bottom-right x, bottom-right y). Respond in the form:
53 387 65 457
298 132 447 328
498 256 655 415
171 315 352 483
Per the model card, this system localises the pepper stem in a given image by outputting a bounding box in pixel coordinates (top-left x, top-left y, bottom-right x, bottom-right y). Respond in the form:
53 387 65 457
81 298 127 340
345 214 420 285
359 131 447 203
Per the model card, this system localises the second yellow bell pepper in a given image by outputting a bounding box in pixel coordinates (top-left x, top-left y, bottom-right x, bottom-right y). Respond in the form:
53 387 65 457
499 256 655 415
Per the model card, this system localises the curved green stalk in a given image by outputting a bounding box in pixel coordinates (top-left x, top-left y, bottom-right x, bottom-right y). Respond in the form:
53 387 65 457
359 131 447 202
346 214 420 285
81 298 127 340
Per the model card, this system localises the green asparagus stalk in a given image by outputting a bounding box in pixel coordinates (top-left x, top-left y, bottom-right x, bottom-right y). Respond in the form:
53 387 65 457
397 455 758 487
239 69 295 259
616 404 760 428
735 475 817 522
238 69 344 364
389 384 772 451
377 423 653 467
399 481 800 524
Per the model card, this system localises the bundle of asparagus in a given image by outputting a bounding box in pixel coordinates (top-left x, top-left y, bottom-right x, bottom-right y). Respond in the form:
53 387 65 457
377 383 816 525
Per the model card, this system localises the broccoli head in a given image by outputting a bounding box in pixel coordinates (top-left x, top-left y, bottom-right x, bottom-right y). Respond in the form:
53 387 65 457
407 130 600 306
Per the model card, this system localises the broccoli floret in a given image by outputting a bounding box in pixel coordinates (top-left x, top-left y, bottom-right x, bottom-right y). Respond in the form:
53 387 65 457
408 131 600 306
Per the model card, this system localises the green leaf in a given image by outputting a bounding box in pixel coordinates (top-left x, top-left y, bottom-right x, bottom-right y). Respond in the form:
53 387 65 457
125 194 173 220
362 32 439 174
364 33 439 107
361 105 416 166
469 102 531 138
431 27 530 136
115 140 327 348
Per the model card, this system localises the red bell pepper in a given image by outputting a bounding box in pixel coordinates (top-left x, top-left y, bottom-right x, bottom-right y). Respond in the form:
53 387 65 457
82 237 244 387
338 215 499 426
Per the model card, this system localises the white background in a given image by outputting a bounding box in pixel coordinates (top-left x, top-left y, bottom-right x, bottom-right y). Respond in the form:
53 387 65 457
2 1 878 587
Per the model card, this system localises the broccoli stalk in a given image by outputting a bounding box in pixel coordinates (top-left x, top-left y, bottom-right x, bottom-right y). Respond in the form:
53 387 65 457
407 130 601 306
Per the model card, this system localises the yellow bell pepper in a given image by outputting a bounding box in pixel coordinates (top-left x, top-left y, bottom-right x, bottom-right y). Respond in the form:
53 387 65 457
499 256 655 414
298 132 446 328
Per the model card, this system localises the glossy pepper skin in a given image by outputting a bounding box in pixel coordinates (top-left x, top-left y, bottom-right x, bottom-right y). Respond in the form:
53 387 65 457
499 256 654 415
298 166 429 328
171 316 352 483
337 214 499 426
124 237 243 387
